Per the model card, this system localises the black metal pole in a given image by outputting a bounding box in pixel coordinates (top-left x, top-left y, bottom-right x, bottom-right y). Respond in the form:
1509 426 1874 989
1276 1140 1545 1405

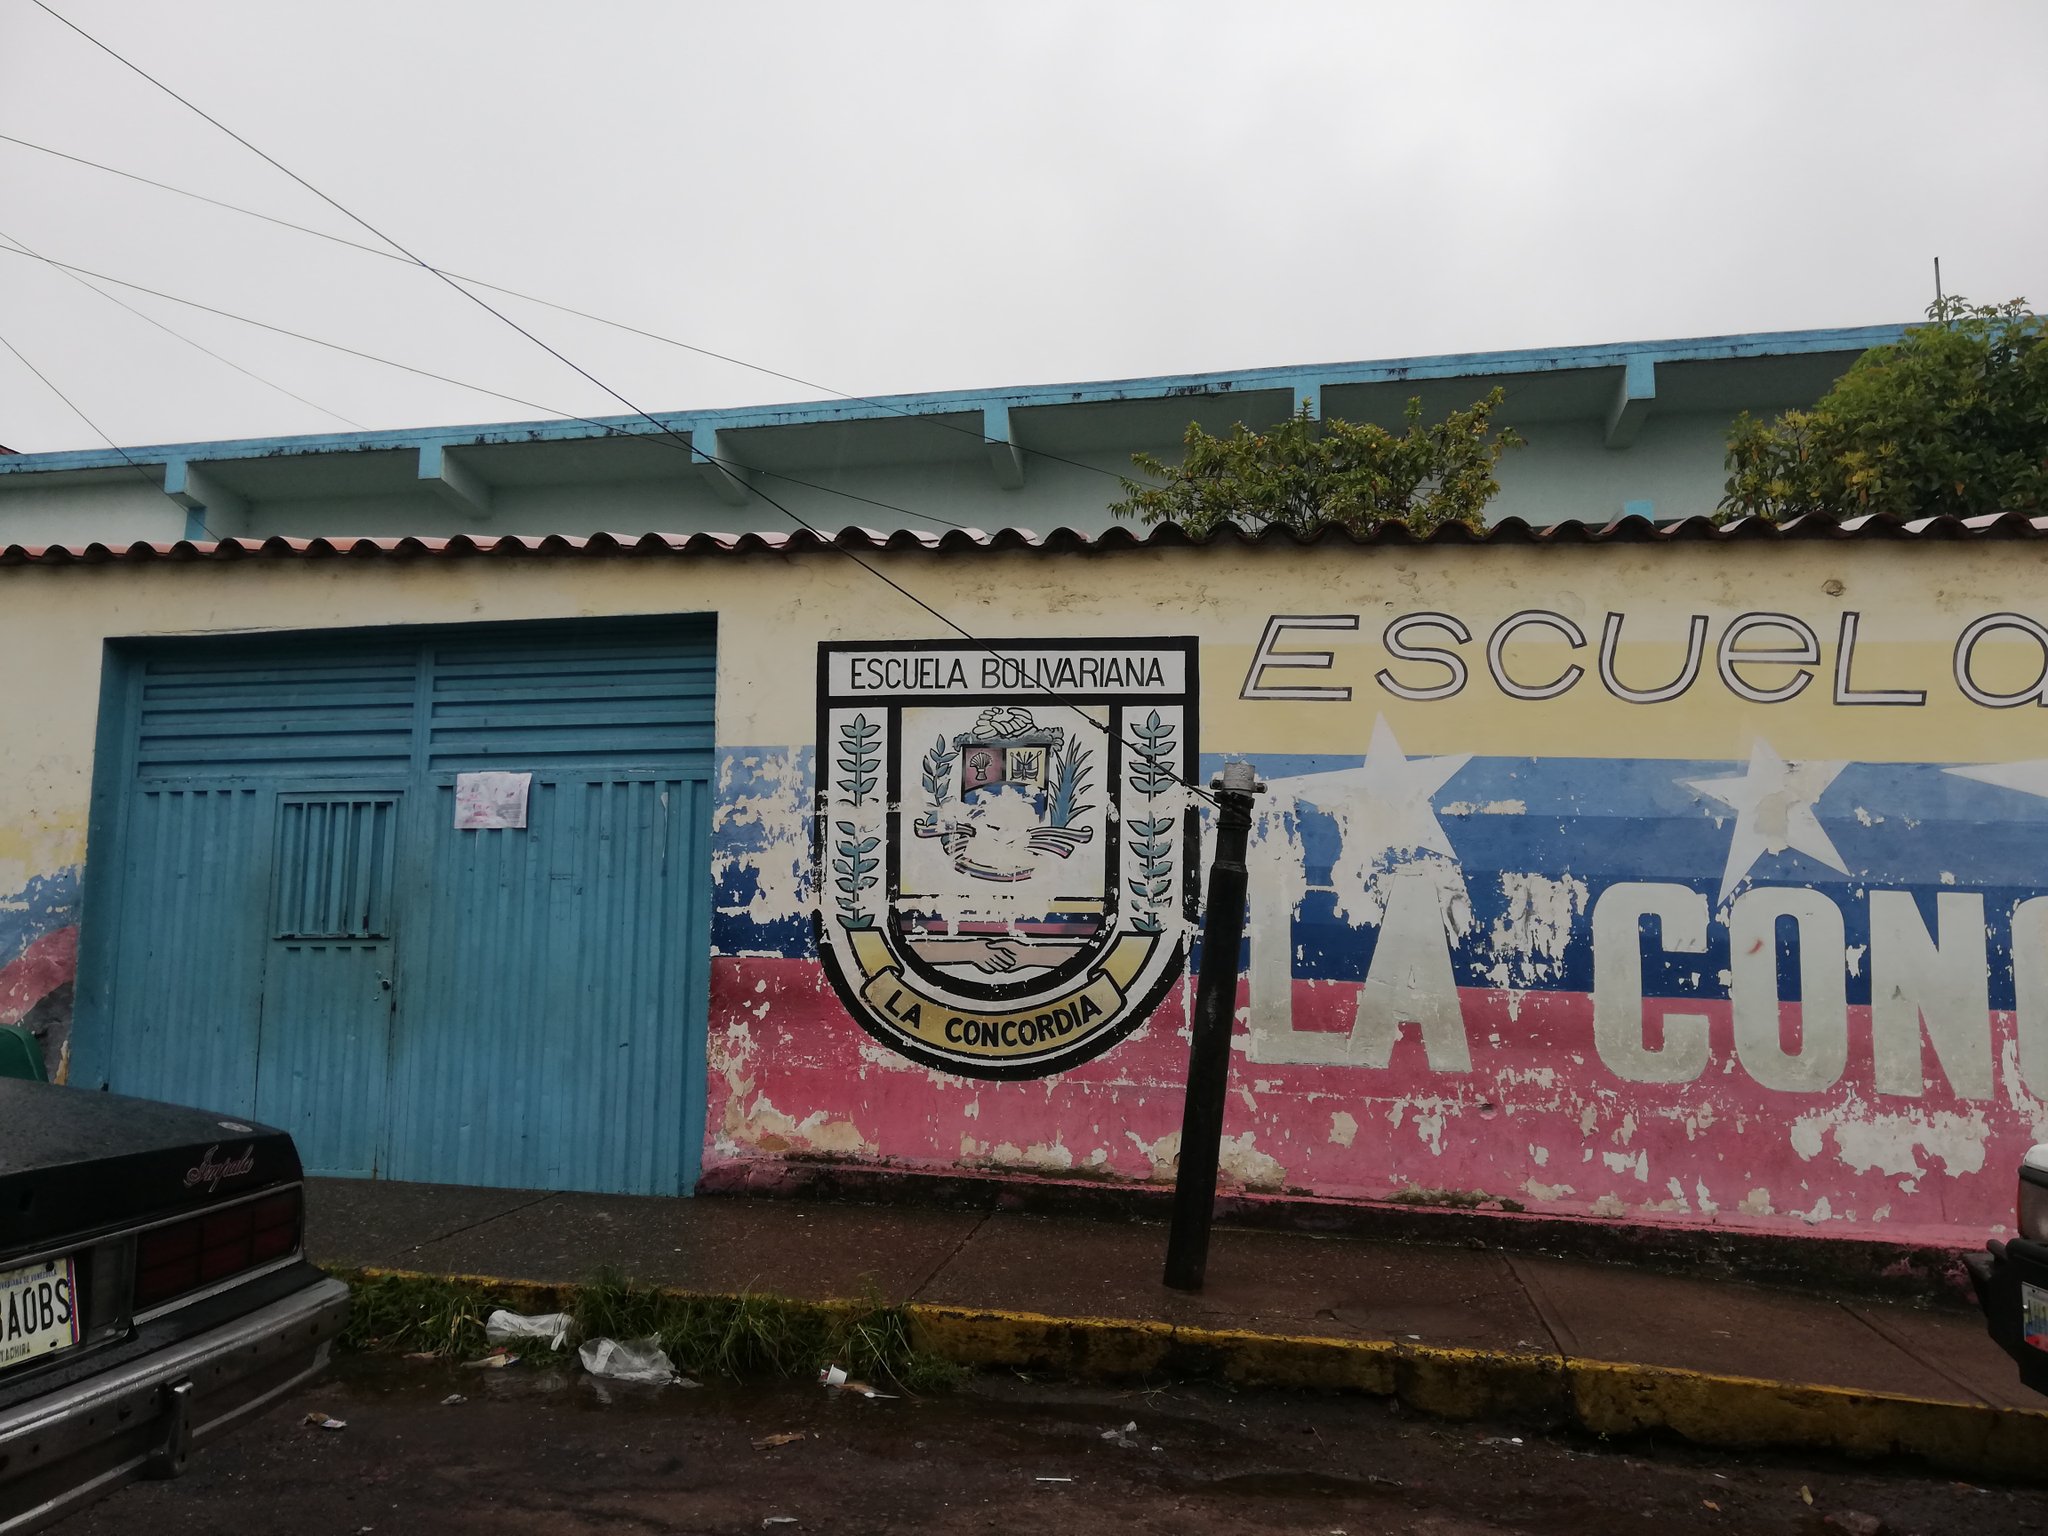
1163 760 1261 1291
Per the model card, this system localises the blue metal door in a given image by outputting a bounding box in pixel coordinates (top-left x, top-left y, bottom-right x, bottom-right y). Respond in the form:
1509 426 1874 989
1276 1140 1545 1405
97 784 272 1117
256 795 400 1177
383 774 710 1194
76 621 715 1195
379 635 715 1193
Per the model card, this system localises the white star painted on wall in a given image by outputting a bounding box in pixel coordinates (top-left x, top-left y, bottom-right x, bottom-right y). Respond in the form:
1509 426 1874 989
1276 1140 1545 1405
1681 740 1849 904
1945 759 2048 800
1263 715 1471 929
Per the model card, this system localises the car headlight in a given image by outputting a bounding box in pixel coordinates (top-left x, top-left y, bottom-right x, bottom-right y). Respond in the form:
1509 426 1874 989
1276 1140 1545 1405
2023 1143 2048 1244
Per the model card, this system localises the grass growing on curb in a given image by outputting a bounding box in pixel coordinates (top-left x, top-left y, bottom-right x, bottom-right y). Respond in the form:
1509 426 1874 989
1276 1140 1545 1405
340 1271 507 1359
335 1267 965 1393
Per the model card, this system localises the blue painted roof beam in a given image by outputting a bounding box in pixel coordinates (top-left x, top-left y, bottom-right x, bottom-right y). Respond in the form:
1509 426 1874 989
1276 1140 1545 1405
1604 354 1656 449
417 441 493 520
0 325 1911 485
981 405 1025 491
691 424 752 507
163 456 246 538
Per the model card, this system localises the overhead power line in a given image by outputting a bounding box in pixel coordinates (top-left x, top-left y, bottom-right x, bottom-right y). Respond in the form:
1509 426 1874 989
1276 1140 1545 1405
0 225 364 430
28 0 1217 803
0 134 1132 486
0 242 980 531
0 325 220 538
28 2 731 444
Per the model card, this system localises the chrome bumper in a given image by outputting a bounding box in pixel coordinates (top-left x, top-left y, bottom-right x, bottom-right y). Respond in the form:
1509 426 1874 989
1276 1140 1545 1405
0 1276 350 1534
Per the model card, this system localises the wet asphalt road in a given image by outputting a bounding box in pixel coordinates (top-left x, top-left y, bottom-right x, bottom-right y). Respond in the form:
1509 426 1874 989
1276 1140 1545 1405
53 1356 2048 1536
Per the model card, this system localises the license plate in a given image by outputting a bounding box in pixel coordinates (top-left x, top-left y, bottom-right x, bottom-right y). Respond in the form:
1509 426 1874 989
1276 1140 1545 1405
0 1256 80 1371
2026 1281 2048 1353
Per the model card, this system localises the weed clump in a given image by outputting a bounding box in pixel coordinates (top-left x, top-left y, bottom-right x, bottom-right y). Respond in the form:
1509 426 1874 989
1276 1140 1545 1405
340 1272 507 1357
337 1267 964 1393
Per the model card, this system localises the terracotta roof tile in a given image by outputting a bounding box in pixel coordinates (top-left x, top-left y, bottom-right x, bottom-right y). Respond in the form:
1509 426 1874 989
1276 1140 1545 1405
5 512 2047 568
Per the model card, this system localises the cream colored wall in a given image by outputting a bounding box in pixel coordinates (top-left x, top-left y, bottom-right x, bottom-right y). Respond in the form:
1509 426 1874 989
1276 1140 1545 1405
8 537 2048 1234
4 538 2047 851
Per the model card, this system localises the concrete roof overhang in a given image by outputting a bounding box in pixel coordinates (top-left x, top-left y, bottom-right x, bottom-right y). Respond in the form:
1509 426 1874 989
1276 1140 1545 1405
0 325 1909 506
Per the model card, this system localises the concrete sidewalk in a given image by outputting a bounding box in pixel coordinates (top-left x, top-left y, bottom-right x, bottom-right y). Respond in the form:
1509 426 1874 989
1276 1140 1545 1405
303 1180 2048 1479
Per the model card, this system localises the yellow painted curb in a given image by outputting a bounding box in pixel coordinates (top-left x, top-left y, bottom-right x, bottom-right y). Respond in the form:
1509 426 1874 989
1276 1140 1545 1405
908 1305 1178 1380
906 1304 1573 1425
1567 1357 2048 1480
327 1268 2048 1479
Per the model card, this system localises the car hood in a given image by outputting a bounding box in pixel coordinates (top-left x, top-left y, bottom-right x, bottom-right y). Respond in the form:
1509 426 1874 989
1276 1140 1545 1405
0 1081 300 1258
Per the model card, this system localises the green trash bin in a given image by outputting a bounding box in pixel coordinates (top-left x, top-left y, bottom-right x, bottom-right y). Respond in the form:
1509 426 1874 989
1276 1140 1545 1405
0 1024 48 1081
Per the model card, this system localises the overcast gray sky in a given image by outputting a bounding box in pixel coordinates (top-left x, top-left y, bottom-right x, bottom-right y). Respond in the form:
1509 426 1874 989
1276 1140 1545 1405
1 0 2043 454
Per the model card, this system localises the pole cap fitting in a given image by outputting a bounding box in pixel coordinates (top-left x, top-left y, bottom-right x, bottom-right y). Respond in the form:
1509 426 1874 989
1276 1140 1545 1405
1212 759 1266 794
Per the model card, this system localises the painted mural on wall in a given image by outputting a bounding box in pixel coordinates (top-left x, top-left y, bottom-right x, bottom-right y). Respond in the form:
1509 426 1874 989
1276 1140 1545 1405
1225 605 2048 1240
710 587 2048 1248
0 866 79 1080
813 639 1198 1078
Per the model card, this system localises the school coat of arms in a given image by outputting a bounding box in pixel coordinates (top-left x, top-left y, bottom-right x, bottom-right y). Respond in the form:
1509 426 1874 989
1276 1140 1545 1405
815 638 1198 1078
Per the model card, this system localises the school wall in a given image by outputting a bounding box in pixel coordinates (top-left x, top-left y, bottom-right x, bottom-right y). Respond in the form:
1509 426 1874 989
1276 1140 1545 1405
2 535 2044 1247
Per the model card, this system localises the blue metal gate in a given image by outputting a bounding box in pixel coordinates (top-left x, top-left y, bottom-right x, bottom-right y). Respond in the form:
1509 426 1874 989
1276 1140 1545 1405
74 621 716 1196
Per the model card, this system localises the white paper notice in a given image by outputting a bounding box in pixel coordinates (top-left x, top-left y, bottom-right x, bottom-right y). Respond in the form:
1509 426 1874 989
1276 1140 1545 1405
454 771 531 830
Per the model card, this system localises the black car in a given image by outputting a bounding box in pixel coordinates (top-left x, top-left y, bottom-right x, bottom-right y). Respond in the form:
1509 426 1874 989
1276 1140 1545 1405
0 1080 349 1532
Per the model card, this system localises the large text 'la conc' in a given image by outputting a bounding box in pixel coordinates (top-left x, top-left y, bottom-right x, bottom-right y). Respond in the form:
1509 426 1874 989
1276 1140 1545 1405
1249 880 2048 1101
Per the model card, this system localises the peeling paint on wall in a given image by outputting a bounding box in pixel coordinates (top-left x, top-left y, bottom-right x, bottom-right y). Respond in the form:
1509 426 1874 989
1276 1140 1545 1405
703 596 2048 1248
1486 872 1590 992
0 866 79 1078
712 749 817 957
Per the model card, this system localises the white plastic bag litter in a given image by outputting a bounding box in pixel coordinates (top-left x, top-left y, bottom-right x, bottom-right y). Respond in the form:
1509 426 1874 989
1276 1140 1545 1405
485 1309 572 1351
579 1335 686 1385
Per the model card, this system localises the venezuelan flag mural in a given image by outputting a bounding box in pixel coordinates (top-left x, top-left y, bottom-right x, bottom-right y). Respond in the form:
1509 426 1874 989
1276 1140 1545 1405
708 566 2048 1249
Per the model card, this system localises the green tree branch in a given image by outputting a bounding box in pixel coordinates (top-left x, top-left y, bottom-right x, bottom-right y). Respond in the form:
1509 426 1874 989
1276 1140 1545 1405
1110 388 1524 536
1720 297 2046 523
